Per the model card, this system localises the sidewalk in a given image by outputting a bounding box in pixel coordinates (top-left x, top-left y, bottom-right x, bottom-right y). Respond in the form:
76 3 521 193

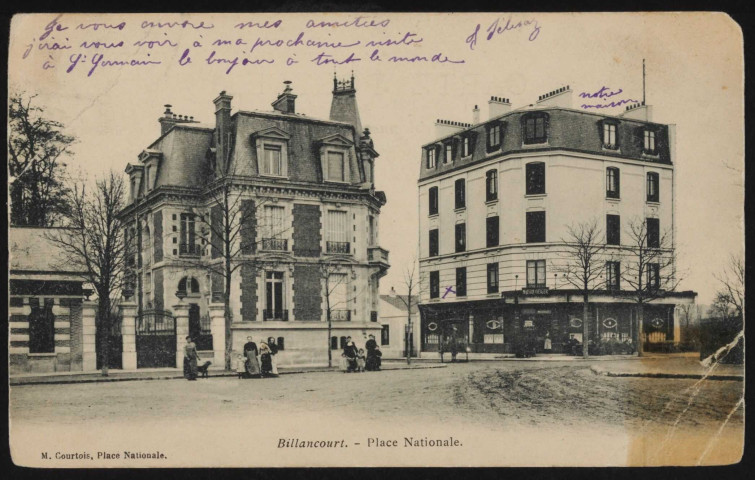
9 361 447 386
590 356 744 381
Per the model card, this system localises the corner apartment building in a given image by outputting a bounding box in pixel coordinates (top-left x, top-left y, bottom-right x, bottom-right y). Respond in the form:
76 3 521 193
417 87 696 355
118 75 389 368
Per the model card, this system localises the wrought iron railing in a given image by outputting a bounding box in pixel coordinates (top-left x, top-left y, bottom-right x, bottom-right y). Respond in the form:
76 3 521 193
263 309 289 321
137 310 175 335
262 238 288 251
330 309 351 321
326 241 351 254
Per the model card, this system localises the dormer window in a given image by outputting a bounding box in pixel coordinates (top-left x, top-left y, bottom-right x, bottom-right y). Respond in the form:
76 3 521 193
317 133 353 184
643 130 656 154
262 145 283 176
523 113 548 145
427 147 437 169
145 166 152 191
327 151 345 182
252 127 291 178
461 136 471 157
603 122 618 150
486 122 503 152
443 141 454 164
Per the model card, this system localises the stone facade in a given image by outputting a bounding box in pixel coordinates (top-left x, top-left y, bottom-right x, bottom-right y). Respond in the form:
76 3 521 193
417 89 696 356
119 77 389 368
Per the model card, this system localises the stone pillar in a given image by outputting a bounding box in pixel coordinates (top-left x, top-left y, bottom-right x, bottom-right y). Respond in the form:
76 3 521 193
673 306 682 345
208 303 226 368
174 303 190 369
81 300 98 371
120 301 138 370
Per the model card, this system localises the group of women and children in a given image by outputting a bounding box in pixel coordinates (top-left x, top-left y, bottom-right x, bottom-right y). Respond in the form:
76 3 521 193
236 336 280 379
341 334 382 373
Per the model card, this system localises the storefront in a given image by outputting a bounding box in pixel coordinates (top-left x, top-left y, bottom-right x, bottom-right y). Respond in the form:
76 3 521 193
419 289 693 356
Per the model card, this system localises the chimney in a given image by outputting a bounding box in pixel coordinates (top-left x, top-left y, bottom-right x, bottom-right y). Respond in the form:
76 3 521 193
389 287 397 297
472 105 480 124
434 119 471 139
536 85 572 108
158 104 198 136
620 101 653 122
213 91 233 169
330 72 363 136
488 96 512 119
272 80 297 114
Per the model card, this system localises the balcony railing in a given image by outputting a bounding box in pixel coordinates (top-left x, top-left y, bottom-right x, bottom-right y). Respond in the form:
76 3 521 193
179 243 201 256
326 241 351 254
263 309 289 321
330 309 351 322
261 238 288 251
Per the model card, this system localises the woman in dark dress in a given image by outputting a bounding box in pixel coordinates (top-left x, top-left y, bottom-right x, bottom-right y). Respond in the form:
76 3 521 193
259 341 273 377
365 334 381 371
342 336 359 372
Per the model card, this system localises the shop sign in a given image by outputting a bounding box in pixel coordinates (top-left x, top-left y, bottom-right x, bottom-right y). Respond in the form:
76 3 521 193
602 318 618 329
523 319 535 328
486 319 502 330
569 317 583 328
427 322 438 332
522 287 549 296
650 317 665 328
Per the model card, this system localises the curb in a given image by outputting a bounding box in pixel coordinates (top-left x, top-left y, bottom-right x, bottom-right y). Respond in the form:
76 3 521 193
9 364 446 387
589 365 743 381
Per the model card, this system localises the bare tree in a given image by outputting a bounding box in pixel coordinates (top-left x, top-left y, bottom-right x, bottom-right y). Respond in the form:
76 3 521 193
8 92 74 226
619 217 680 357
552 219 606 358
714 253 744 320
397 258 419 364
319 262 353 368
46 171 127 375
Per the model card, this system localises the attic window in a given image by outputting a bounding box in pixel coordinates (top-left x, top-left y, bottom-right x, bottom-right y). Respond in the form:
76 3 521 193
602 122 618 150
262 145 283 176
643 130 657 155
523 113 548 145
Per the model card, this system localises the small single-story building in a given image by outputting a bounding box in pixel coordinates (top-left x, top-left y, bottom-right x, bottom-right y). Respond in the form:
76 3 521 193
378 289 420 359
9 227 97 374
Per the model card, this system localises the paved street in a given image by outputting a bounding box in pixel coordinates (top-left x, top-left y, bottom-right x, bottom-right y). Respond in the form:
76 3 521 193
10 360 743 467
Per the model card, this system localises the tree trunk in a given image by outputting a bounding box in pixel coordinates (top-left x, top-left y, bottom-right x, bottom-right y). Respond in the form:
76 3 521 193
637 303 645 357
327 312 332 368
224 276 232 370
582 294 589 359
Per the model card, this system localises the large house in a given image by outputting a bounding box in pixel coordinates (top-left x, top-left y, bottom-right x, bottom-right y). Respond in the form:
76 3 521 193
417 87 696 356
119 75 389 368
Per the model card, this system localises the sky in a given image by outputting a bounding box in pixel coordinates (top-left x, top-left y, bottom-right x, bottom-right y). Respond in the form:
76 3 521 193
9 12 744 304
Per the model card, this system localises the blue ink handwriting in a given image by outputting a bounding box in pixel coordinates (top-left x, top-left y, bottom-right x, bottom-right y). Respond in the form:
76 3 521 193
466 16 540 50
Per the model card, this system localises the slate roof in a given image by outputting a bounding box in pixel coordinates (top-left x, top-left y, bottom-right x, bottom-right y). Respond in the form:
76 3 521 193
380 294 420 314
